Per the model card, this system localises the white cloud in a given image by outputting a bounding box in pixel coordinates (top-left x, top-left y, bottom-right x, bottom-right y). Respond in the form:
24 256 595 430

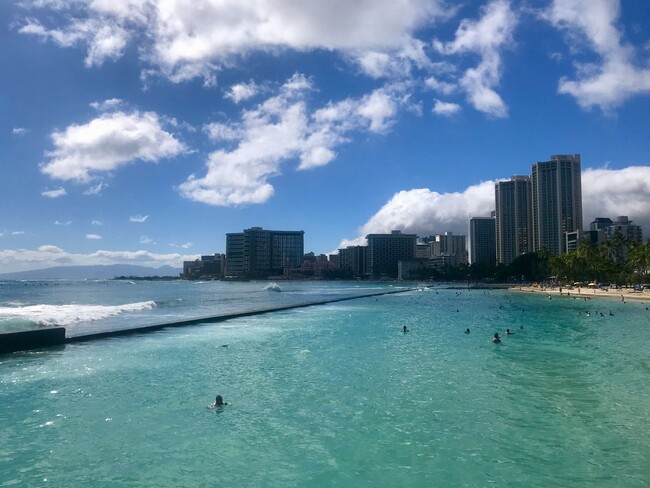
582 166 650 231
12 127 29 136
20 16 130 67
179 75 409 206
425 76 457 95
41 111 185 183
354 37 432 79
432 99 462 116
91 220 103 226
544 0 650 110
0 245 197 273
11 231 25 236
18 0 453 84
83 182 107 195
54 220 71 226
90 98 123 111
203 123 242 142
225 81 261 103
86 234 102 239
338 166 650 248
139 235 155 244
433 0 516 117
170 241 193 249
357 90 398 133
41 187 67 198
129 214 149 223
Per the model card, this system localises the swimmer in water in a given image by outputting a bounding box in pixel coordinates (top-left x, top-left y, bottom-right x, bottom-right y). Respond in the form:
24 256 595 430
505 328 514 335
492 333 501 344
211 395 228 408
465 328 470 334
403 325 409 333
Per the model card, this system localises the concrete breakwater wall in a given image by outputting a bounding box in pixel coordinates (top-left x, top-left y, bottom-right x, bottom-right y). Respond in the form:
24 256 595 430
0 288 413 354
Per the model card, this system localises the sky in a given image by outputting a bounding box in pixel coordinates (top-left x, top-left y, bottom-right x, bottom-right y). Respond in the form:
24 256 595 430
1 0 649 273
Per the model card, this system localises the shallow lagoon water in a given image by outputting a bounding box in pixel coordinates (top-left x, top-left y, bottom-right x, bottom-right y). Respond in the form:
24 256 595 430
1 283 650 486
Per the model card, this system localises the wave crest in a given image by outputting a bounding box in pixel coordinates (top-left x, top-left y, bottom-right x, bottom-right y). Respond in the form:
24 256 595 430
0 301 157 326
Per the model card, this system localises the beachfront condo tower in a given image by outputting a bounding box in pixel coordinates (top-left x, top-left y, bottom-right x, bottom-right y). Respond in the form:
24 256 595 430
469 217 497 266
225 227 304 278
366 230 417 278
531 154 583 255
495 176 532 265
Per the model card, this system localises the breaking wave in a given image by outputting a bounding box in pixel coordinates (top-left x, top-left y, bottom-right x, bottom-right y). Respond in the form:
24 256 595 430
0 301 157 326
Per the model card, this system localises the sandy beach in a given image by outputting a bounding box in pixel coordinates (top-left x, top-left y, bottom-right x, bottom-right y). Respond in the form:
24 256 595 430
511 285 650 303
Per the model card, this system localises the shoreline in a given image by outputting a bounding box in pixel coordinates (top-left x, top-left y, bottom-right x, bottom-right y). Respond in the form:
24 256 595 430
510 285 649 303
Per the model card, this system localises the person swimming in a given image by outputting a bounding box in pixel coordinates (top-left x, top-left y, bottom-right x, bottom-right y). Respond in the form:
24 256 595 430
492 333 501 344
464 328 470 334
505 328 514 335
211 395 228 408
403 325 409 333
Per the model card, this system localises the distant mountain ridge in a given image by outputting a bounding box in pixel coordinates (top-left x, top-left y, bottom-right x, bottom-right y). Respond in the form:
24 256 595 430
0 264 181 281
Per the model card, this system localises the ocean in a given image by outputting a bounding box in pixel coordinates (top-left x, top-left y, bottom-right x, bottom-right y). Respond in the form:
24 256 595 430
1 280 649 486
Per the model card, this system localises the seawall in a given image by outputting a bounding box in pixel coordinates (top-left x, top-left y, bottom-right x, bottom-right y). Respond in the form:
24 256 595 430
0 288 414 354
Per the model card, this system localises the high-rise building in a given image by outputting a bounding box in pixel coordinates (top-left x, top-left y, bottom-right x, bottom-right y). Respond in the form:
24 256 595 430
590 217 613 231
338 245 368 276
469 217 496 265
366 230 417 278
604 216 643 243
531 154 583 255
431 232 467 267
495 176 532 265
225 227 304 277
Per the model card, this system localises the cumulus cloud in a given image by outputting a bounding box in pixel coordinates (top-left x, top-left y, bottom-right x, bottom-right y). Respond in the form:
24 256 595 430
338 166 650 248
41 187 67 198
434 0 517 117
582 166 650 231
129 214 149 223
41 111 185 183
12 127 29 136
225 81 261 103
86 234 102 239
432 99 462 116
180 75 410 206
544 0 650 110
425 76 457 96
0 245 197 273
90 98 123 111
18 0 453 84
20 16 130 67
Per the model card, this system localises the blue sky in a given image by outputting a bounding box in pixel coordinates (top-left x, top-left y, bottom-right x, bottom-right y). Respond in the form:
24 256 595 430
1 0 649 273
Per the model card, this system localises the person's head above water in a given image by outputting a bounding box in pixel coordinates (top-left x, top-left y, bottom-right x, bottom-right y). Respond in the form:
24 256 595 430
494 332 500 338
215 395 224 406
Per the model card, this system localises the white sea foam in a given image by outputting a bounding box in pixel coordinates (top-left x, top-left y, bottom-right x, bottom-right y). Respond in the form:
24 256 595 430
0 301 157 326
264 283 282 292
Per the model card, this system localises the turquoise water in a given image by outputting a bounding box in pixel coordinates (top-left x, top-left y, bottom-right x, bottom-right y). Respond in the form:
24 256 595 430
1 284 650 486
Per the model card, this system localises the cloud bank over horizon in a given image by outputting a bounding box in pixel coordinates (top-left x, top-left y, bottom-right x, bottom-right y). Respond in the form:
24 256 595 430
0 245 198 274
337 165 650 249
